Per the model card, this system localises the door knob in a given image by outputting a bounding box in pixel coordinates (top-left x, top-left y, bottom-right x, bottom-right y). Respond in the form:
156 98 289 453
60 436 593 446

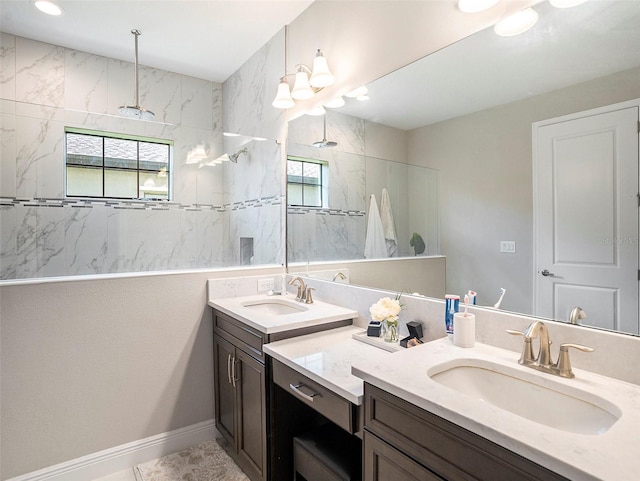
541 269 554 277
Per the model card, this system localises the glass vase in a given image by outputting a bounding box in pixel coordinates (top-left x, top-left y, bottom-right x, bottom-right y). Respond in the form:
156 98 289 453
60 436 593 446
383 319 399 343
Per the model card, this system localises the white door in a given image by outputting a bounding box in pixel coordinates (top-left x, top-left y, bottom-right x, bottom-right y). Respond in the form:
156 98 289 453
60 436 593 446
534 105 639 335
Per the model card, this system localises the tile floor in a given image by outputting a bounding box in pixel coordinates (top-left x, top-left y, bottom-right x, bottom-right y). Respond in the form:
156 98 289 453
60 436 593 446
92 469 137 481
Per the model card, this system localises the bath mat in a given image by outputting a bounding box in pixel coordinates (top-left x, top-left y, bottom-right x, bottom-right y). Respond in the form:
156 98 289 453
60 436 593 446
135 439 249 481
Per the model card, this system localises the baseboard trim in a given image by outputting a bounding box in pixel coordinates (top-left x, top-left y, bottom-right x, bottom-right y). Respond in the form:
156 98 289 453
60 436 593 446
6 419 215 481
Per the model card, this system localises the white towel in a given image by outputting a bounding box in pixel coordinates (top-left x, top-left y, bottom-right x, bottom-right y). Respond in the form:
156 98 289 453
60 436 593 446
364 194 388 259
380 188 398 257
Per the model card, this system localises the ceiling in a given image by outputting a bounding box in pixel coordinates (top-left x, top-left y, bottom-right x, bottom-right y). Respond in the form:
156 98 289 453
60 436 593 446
0 0 313 83
338 0 640 130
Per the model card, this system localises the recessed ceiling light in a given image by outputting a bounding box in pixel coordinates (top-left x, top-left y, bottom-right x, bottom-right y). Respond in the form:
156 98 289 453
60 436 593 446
549 0 587 8
34 0 63 16
494 8 539 37
458 0 500 13
223 132 240 137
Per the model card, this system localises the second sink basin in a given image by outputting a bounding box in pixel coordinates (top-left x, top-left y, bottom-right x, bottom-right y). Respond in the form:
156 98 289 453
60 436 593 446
241 298 308 316
428 359 621 435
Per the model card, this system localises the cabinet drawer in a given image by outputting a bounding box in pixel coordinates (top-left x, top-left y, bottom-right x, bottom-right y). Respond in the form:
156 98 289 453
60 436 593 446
364 430 443 481
214 309 266 361
364 384 568 481
273 359 356 433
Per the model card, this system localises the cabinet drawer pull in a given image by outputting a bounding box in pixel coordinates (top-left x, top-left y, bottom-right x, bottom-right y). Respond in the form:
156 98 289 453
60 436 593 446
289 383 319 403
231 356 238 388
227 354 232 385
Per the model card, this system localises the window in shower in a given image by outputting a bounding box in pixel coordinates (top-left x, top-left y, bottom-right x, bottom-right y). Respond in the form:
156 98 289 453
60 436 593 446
65 128 173 200
287 156 328 208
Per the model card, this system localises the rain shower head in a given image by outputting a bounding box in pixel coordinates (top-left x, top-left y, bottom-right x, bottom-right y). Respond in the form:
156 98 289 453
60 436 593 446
312 138 338 148
229 147 248 163
118 29 155 121
312 116 337 148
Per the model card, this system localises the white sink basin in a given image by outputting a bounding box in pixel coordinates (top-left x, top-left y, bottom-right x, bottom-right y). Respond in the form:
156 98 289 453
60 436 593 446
428 359 621 435
240 299 308 316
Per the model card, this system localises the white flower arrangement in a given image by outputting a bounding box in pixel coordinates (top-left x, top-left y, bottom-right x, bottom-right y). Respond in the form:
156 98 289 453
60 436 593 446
369 296 402 323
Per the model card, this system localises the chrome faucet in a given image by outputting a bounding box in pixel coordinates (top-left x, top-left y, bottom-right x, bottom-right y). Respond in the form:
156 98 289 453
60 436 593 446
507 320 593 378
288 276 307 302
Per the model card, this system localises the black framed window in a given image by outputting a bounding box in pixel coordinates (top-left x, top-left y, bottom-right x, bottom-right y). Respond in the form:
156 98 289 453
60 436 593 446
287 157 326 207
65 128 172 200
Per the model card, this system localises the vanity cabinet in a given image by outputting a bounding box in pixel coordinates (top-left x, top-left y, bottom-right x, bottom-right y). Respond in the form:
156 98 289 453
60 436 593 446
213 321 267 481
363 383 569 481
212 307 354 481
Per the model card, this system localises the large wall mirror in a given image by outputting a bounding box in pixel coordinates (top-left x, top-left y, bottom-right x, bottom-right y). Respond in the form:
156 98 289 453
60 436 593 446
286 0 640 336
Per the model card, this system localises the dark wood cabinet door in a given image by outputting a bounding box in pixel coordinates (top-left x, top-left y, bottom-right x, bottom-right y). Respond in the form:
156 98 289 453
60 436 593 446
236 349 267 481
364 430 443 481
214 335 236 448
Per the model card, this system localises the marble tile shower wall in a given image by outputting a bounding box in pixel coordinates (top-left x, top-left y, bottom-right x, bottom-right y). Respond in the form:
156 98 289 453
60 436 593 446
0 33 280 279
287 112 390 262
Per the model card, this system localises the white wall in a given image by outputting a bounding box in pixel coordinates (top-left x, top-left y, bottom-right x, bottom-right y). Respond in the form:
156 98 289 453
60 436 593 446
408 67 640 314
0 267 282 479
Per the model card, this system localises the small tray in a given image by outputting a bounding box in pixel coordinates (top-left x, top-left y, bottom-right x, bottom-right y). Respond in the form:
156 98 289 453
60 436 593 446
351 330 402 352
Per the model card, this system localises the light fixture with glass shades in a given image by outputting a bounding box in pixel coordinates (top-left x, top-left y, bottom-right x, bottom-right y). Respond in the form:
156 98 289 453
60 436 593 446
458 0 500 13
494 7 539 36
345 85 369 101
272 25 335 110
118 29 155 120
549 0 587 8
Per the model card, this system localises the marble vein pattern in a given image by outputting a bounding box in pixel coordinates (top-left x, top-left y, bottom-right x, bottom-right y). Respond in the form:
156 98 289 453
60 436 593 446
1 32 285 280
223 28 285 141
0 32 16 101
15 37 64 108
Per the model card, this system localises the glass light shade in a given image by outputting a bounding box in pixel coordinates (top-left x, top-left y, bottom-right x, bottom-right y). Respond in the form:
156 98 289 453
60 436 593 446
356 95 370 102
549 0 587 8
309 50 334 88
324 96 345 108
306 106 326 116
272 79 295 109
494 8 539 37
458 0 500 13
345 86 368 98
291 70 315 100
34 0 63 15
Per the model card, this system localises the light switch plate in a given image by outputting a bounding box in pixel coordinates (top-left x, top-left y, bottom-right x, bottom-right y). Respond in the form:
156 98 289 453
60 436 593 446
500 241 516 253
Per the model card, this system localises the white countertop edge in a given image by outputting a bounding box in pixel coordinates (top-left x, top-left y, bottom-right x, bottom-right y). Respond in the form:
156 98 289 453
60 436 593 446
264 342 363 405
208 296 358 334
263 325 392 405
351 339 640 481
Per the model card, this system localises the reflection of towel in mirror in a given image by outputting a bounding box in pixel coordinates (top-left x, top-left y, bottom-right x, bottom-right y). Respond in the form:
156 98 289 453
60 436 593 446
364 194 388 259
380 188 398 257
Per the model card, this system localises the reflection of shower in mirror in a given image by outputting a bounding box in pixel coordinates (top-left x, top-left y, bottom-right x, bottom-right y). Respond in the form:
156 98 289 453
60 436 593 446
229 147 248 163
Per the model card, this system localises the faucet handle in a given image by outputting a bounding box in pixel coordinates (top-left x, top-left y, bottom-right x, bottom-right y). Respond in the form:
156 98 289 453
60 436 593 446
304 287 315 304
556 343 594 378
506 329 535 365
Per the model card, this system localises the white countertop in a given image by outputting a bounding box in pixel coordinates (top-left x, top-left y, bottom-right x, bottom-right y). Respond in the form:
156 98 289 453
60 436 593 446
208 294 358 334
263 325 390 405
351 338 640 481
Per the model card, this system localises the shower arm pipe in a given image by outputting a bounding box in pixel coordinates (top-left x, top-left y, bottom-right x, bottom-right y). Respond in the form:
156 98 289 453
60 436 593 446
132 29 141 108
